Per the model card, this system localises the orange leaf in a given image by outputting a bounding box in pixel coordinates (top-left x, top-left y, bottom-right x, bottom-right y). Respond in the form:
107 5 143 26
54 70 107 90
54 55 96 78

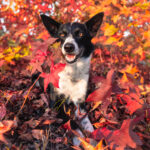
78 137 95 150
0 120 14 144
95 139 104 150
79 137 104 150
133 47 145 60
120 64 139 75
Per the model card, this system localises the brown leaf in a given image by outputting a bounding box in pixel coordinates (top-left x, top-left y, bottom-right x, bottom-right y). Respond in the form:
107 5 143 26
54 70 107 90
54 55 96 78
19 133 33 141
0 103 6 120
32 129 44 140
25 119 40 128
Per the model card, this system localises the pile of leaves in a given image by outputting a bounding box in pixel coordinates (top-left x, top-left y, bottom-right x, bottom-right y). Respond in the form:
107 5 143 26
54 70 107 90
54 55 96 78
0 41 150 150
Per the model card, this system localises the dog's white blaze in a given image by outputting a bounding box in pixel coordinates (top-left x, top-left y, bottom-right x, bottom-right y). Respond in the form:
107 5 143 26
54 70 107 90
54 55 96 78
57 55 91 104
62 35 80 56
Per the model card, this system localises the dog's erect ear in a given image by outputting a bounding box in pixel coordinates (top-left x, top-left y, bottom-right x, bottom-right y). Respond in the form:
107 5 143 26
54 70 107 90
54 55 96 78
40 14 61 38
85 12 104 37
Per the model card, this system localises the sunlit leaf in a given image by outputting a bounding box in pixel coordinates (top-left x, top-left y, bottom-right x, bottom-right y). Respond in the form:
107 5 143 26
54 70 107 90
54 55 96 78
104 24 119 36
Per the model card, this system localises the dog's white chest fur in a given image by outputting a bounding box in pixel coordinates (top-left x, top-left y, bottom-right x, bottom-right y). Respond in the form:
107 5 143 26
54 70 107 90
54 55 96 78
57 56 91 104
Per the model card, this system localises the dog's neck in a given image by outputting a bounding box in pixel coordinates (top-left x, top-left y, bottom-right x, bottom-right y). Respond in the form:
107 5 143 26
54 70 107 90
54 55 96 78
57 55 92 104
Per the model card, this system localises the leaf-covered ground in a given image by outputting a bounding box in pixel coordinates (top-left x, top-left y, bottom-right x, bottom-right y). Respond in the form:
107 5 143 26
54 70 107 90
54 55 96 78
1 1 150 149
0 48 150 150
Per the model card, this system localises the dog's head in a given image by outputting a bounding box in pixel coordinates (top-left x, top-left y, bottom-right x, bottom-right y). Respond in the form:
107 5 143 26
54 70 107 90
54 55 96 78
41 13 104 63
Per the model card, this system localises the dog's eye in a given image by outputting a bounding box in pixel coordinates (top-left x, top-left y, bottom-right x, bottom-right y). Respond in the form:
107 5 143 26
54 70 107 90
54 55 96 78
79 32 84 37
74 30 84 38
60 33 66 37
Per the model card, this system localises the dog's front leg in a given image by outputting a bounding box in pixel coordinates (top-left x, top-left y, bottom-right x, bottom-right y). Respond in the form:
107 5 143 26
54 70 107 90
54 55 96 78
73 105 96 146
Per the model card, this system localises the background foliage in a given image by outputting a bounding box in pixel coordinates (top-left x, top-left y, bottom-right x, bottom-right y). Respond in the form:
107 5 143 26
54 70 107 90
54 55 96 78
0 0 150 150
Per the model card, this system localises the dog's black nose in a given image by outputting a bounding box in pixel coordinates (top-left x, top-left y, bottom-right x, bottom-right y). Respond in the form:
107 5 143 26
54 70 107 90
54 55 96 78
64 43 75 53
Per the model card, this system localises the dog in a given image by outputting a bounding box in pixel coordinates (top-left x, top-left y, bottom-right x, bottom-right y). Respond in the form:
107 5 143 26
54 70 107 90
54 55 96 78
40 12 104 146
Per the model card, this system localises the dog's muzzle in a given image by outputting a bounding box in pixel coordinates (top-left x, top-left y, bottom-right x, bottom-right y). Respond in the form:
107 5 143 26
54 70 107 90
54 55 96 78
63 42 79 63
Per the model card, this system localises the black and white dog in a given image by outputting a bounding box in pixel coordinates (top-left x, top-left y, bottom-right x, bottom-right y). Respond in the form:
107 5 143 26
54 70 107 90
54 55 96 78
40 13 104 146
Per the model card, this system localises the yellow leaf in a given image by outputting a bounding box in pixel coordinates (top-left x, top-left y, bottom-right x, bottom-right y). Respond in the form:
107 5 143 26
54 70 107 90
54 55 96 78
105 37 118 45
117 41 124 47
95 139 104 150
90 101 102 112
15 54 21 60
139 85 150 95
112 15 120 23
79 138 105 150
120 64 139 75
4 47 12 54
133 47 143 56
135 2 150 10
79 137 95 150
120 64 139 83
93 118 106 128
120 73 128 83
0 53 4 59
52 42 61 49
133 47 145 60
104 24 118 36
13 46 21 53
112 0 117 5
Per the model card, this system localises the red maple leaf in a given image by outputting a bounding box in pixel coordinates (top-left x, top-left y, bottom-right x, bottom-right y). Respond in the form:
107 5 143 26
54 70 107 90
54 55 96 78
92 119 142 150
118 93 144 115
86 69 115 102
62 120 72 130
40 59 66 92
30 50 47 74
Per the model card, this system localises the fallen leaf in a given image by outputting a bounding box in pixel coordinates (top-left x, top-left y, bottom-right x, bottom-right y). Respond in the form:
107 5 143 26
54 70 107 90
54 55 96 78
86 69 115 102
25 119 40 128
40 59 66 91
79 137 95 150
92 119 142 150
42 119 55 125
118 93 144 114
32 129 44 140
79 137 104 150
62 120 71 130
0 120 14 144
0 103 6 120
